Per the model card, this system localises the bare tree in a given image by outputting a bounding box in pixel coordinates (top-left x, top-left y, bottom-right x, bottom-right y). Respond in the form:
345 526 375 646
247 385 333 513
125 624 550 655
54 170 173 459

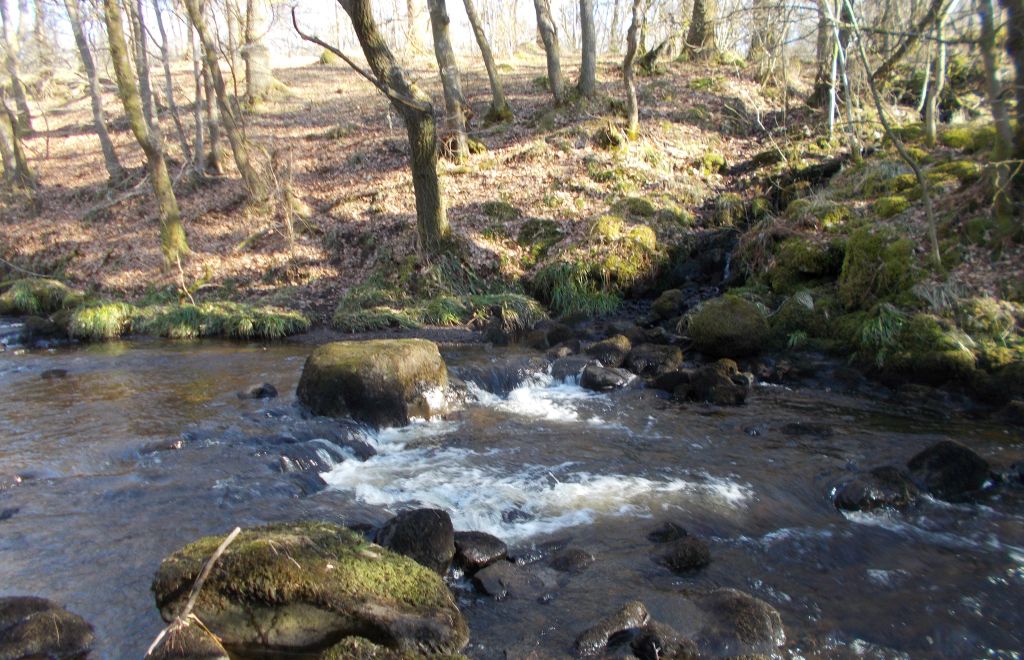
608 0 623 54
0 0 31 131
978 0 1016 219
463 0 511 122
623 0 642 137
186 0 269 202
427 0 469 162
63 0 125 183
243 0 273 105
152 0 193 164
0 90 31 187
534 0 565 103
293 1 449 252
578 0 597 98
406 0 425 53
101 0 189 264
1000 0 1024 168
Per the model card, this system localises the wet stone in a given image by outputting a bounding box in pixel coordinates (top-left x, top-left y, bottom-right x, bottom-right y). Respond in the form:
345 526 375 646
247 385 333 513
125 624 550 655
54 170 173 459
574 600 650 656
549 547 595 572
657 536 711 574
833 466 919 512
625 344 684 378
0 596 94 660
453 531 508 574
580 364 634 391
144 622 229 659
40 368 68 379
906 440 991 502
691 588 785 656
631 621 700 660
647 521 689 544
376 508 455 575
550 356 595 382
585 335 632 368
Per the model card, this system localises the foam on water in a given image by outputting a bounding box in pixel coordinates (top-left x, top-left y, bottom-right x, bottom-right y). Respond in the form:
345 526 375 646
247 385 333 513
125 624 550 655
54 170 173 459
466 373 601 423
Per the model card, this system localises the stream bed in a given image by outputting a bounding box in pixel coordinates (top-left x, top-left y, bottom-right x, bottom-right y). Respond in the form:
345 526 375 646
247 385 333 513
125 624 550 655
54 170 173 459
0 337 1022 658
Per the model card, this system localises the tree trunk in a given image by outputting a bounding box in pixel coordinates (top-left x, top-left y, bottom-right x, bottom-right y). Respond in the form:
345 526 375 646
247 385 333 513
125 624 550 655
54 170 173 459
191 25 206 177
63 0 125 183
608 0 623 54
871 0 945 85
463 0 511 123
578 0 597 98
152 0 193 164
406 0 424 53
0 0 31 131
1000 0 1024 166
979 0 1018 223
924 18 946 148
202 59 224 175
243 0 272 105
748 0 782 82
125 0 158 135
334 0 448 251
623 0 642 137
101 0 188 264
809 0 833 107
533 0 565 103
685 0 717 60
426 0 468 162
0 92 31 187
226 0 243 83
186 0 268 202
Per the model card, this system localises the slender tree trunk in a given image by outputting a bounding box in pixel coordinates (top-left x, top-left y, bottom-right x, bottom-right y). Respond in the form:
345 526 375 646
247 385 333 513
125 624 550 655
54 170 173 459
101 0 188 264
327 0 448 251
871 0 945 85
243 0 272 105
0 0 31 131
152 0 193 163
578 0 597 98
924 17 946 148
32 0 53 69
623 0 642 137
1000 0 1024 166
463 0 511 122
426 0 468 162
185 0 268 202
685 0 717 59
533 0 565 103
406 0 424 53
191 25 206 177
609 0 623 54
0 92 32 186
63 0 125 183
226 0 243 83
979 0 1017 222
202 59 224 174
125 0 158 134
748 0 782 82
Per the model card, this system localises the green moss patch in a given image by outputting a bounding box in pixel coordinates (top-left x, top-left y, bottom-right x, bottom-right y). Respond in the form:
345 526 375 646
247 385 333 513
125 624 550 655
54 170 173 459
873 195 911 218
687 295 769 358
0 278 84 316
838 227 916 310
939 123 997 153
482 200 519 221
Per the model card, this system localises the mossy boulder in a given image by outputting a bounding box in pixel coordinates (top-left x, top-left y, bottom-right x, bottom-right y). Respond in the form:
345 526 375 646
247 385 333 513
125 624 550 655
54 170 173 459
145 623 229 659
652 289 685 320
692 588 785 655
700 152 727 175
0 596 94 660
939 123 997 152
297 340 448 427
585 334 632 367
611 196 657 218
0 278 84 316
318 49 341 65
481 200 519 221
517 218 564 264
771 291 830 342
713 193 745 227
151 523 468 656
838 227 916 310
873 195 911 218
932 159 982 184
323 636 466 659
769 238 841 294
688 296 769 358
883 313 978 385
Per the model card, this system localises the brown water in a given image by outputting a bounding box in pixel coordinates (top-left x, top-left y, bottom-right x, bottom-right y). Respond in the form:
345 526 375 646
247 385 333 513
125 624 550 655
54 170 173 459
0 338 1022 658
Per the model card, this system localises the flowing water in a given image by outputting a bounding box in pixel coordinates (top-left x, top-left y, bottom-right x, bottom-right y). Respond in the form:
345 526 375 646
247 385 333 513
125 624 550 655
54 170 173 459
0 336 1022 658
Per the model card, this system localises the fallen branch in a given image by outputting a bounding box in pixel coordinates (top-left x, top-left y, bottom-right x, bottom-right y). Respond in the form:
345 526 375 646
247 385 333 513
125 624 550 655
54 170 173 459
145 526 241 658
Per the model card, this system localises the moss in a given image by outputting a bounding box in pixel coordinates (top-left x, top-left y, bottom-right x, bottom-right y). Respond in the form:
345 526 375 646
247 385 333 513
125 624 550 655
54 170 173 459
324 637 467 660
932 159 982 183
318 49 341 65
786 199 853 229
591 214 625 241
67 302 136 340
611 197 657 218
700 151 727 175
688 295 770 357
593 123 626 150
517 218 564 265
482 200 519 221
770 291 830 345
747 197 772 222
713 193 745 226
627 225 658 251
838 227 916 310
0 278 84 316
873 195 911 218
769 238 838 294
154 522 467 654
939 123 997 152
963 217 992 246
483 104 514 126
689 76 721 92
890 122 924 143
886 313 978 383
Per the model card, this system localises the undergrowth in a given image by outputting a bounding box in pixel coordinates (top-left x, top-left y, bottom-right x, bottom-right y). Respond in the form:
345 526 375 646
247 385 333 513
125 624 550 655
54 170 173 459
68 301 309 341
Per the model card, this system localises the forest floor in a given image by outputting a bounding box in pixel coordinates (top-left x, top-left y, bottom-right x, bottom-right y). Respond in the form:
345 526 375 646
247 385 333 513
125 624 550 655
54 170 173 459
2 46 1023 342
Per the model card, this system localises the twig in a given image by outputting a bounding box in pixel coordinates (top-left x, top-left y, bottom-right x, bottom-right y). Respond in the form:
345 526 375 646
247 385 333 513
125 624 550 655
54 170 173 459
145 526 241 657
0 257 67 281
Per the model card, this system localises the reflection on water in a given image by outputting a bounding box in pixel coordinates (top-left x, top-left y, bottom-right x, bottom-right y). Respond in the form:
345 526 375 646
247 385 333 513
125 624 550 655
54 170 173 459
0 340 1021 658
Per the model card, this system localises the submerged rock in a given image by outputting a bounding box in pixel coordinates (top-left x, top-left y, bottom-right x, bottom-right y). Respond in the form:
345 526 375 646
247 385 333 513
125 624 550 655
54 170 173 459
40 368 68 380
376 508 456 575
647 521 689 544
686 296 768 358
551 356 596 382
580 364 634 391
152 522 468 656
144 623 229 659
470 561 558 601
631 621 700 660
907 440 991 501
453 531 507 574
296 339 448 427
585 334 632 368
549 547 595 572
322 635 457 659
238 382 278 399
277 439 352 473
675 359 751 405
833 466 919 511
656 536 711 574
574 600 650 656
0 596 94 660
652 289 686 321
691 588 785 656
